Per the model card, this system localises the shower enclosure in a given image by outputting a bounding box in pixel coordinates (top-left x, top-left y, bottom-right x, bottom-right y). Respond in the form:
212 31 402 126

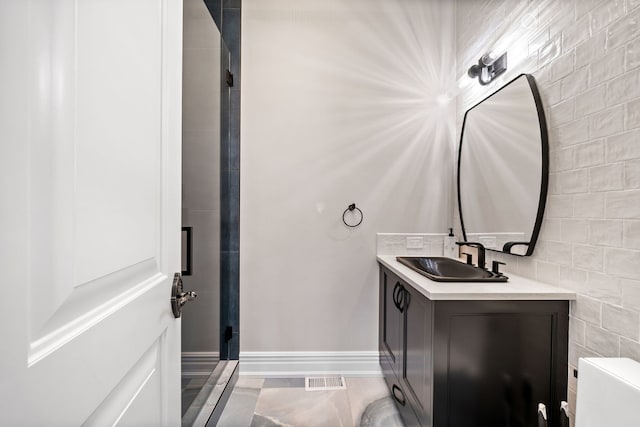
181 0 235 424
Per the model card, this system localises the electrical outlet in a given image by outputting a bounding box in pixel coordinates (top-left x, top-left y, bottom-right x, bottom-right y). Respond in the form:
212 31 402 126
479 236 497 249
406 236 424 249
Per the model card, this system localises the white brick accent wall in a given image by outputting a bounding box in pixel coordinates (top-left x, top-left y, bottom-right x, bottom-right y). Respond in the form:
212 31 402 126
456 0 640 419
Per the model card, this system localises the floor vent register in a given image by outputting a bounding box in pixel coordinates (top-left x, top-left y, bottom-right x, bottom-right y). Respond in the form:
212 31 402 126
304 376 346 391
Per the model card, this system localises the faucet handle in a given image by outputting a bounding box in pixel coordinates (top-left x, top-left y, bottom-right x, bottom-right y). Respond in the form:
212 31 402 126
492 260 506 276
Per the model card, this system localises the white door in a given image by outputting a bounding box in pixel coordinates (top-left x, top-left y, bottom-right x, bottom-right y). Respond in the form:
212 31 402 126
0 1 183 426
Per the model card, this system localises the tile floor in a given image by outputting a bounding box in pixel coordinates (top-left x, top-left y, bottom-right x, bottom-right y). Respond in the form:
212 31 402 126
182 375 209 415
217 376 405 427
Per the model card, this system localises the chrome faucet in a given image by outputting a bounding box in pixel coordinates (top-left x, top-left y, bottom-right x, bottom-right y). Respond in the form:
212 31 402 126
456 241 486 269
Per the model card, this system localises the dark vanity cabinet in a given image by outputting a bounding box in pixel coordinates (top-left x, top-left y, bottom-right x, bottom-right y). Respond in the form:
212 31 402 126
380 267 433 426
379 265 569 427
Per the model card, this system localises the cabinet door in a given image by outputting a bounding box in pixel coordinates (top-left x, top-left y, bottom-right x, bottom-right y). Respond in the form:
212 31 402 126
434 301 568 427
403 286 433 426
380 372 421 427
380 269 404 377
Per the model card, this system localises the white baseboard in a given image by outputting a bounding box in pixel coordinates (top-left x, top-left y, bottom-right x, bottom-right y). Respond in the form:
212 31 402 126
182 351 220 377
239 351 382 377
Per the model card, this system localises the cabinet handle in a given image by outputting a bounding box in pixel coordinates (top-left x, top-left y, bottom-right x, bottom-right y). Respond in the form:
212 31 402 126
393 282 410 313
401 288 410 312
393 282 401 309
537 403 547 427
560 401 569 427
391 384 406 406
393 282 405 311
396 287 410 313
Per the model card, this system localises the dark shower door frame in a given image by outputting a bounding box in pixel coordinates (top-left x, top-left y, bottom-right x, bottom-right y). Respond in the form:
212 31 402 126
181 1 241 425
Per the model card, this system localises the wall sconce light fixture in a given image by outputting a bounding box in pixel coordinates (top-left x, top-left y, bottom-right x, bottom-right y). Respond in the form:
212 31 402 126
467 52 508 85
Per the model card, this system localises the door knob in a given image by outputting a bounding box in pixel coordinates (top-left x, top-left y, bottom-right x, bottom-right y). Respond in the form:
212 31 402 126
171 272 197 318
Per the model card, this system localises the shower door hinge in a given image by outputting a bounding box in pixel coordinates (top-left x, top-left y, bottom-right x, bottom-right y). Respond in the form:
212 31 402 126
224 326 233 342
225 69 234 87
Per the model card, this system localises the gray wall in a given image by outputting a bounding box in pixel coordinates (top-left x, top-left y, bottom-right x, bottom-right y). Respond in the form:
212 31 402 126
240 0 457 353
455 0 640 419
182 0 221 354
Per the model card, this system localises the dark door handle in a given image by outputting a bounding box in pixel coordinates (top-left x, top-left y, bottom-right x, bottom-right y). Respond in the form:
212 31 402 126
393 282 404 311
393 282 400 307
391 384 406 406
182 226 193 276
400 288 410 312
397 288 405 312
393 282 410 312
393 282 400 308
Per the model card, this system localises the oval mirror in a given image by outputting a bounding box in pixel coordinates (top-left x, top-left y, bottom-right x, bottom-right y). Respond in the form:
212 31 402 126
458 73 549 256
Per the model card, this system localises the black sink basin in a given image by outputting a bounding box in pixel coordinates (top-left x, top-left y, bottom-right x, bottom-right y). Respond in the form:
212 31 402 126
396 257 508 282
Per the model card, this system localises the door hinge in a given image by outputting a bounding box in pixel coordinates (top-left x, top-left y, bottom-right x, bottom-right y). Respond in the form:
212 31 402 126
224 326 233 342
225 69 234 87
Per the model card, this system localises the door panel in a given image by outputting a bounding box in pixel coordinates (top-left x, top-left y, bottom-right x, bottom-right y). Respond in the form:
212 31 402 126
74 0 161 285
403 286 432 425
382 271 403 375
447 313 553 427
1 0 183 425
28 0 163 344
83 338 164 426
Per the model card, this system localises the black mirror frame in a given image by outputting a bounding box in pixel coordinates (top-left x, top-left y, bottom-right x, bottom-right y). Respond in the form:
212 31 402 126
457 73 549 257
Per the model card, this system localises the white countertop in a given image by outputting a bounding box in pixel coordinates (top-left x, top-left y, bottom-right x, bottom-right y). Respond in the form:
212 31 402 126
377 255 576 301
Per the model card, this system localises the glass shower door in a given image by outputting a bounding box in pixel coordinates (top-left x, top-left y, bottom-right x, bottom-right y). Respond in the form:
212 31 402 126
180 0 228 418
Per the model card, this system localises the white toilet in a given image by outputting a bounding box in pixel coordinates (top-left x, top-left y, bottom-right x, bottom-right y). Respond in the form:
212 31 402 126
575 358 640 427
